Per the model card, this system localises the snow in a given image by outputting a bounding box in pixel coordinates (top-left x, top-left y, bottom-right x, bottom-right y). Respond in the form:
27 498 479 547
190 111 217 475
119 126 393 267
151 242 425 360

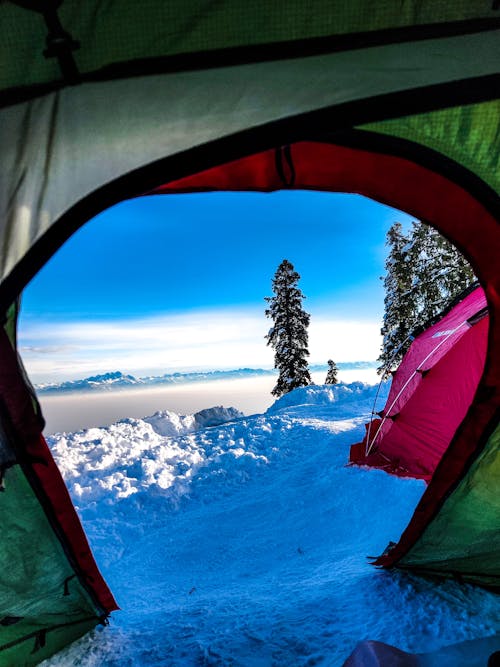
143 406 244 436
267 382 384 415
41 384 500 666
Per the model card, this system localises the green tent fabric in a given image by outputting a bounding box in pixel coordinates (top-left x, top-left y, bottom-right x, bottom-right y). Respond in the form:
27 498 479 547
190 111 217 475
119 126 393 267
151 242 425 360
362 101 500 196
1 1 498 100
0 468 102 665
395 423 500 587
0 318 117 666
0 1 499 662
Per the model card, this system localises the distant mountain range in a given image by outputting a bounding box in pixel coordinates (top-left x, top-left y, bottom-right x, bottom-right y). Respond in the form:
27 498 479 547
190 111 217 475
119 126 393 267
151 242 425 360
35 362 377 395
36 371 144 394
35 368 273 394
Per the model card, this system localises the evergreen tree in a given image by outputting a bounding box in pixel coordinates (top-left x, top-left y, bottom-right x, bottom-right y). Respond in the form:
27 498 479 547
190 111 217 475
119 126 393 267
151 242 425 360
377 223 415 375
408 222 443 322
265 259 312 397
325 359 339 385
408 222 475 322
439 237 475 297
378 221 475 376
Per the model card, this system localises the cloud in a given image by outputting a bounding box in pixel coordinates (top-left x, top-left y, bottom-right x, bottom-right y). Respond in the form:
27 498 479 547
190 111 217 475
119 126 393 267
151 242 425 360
19 307 381 383
20 345 78 354
308 316 382 364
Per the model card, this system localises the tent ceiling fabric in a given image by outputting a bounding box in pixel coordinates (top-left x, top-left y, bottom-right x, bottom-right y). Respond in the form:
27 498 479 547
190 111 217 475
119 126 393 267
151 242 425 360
363 100 500 196
1 27 499 291
1 1 499 98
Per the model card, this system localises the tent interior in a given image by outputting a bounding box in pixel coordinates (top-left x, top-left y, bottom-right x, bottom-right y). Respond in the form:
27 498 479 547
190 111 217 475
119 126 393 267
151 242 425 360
0 2 499 664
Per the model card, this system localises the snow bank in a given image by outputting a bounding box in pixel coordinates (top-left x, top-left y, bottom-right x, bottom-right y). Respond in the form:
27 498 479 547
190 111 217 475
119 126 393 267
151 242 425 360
267 382 383 411
143 405 243 436
49 405 244 508
267 382 390 422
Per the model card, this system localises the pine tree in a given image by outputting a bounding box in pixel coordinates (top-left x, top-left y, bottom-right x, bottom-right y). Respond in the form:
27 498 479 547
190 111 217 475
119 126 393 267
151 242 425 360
377 223 415 375
378 221 476 376
409 222 475 322
325 359 339 385
408 222 443 322
439 236 475 297
265 259 312 397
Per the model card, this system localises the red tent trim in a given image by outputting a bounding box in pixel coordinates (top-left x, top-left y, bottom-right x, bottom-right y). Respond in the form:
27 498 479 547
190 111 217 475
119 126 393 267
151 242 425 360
0 327 118 616
0 129 496 575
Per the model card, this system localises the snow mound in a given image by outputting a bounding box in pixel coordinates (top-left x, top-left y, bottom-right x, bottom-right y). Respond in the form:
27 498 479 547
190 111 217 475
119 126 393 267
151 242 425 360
142 409 196 436
267 381 389 414
142 406 242 437
48 405 245 508
193 405 243 429
268 384 337 411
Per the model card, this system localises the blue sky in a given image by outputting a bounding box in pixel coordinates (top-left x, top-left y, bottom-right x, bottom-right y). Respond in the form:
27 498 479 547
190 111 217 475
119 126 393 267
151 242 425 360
19 191 414 382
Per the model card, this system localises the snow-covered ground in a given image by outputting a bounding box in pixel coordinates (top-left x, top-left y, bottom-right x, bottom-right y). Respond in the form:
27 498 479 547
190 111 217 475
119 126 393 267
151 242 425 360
41 383 500 666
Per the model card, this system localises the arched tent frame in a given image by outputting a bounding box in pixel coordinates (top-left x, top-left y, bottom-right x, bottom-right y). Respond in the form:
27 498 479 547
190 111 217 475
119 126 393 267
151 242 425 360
6 123 500 584
1 2 499 661
2 97 499 311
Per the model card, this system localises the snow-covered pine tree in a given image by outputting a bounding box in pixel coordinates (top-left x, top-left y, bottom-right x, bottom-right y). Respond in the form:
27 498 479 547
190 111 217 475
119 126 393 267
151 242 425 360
378 220 476 376
409 221 475 322
408 222 443 322
377 222 416 375
265 259 312 397
439 236 476 297
325 359 339 385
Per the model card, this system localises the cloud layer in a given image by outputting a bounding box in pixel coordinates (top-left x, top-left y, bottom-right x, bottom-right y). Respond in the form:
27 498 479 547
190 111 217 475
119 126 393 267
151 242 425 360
19 307 381 382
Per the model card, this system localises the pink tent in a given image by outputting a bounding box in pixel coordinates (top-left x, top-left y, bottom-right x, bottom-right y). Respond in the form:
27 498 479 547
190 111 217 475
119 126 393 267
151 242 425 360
350 286 488 481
